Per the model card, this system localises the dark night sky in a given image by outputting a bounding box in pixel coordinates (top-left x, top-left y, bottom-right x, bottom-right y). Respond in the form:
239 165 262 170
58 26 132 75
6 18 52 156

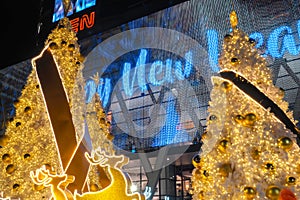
1 0 43 70
0 0 188 70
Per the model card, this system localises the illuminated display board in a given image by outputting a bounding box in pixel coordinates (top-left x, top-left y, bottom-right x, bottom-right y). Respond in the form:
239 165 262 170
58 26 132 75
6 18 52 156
52 0 96 22
80 0 300 151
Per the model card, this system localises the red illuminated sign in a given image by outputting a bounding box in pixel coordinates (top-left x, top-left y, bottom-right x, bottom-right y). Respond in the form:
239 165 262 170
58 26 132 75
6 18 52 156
70 11 95 32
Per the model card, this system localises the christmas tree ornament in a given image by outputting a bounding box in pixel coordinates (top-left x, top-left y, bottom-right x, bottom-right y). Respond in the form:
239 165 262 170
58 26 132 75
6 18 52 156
243 113 257 127
278 137 293 150
234 114 245 125
192 154 201 168
286 176 296 185
249 38 256 45
221 81 232 91
243 186 256 199
218 139 229 152
264 162 275 171
266 185 281 200
224 34 233 42
209 114 218 121
231 57 239 65
2 153 11 162
279 188 297 200
6 164 15 174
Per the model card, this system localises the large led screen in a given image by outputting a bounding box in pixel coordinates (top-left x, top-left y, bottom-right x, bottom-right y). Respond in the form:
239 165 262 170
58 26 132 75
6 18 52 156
81 0 300 152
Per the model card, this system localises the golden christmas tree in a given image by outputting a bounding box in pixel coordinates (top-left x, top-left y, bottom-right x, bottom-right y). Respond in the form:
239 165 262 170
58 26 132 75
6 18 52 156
191 11 300 200
0 17 84 199
0 15 144 200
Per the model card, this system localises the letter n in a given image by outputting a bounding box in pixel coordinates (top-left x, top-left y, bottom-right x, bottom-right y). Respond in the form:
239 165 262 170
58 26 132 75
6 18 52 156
80 12 95 31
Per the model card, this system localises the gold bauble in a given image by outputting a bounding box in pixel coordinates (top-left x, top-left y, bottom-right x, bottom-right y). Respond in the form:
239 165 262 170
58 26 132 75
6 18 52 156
221 81 232 91
224 34 233 42
0 135 9 147
278 137 293 150
234 114 244 125
249 38 256 45
251 148 261 160
286 176 296 185
24 106 32 113
218 139 229 152
209 115 217 121
266 186 280 200
243 113 257 127
219 163 232 177
264 162 275 172
90 183 100 191
192 154 201 168
243 186 256 199
2 153 11 163
6 164 15 174
231 57 239 65
203 170 209 177
49 42 58 50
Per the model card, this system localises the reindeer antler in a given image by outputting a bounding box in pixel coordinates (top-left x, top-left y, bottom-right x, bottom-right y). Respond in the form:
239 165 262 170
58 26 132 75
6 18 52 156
85 147 128 168
84 149 108 166
30 165 51 185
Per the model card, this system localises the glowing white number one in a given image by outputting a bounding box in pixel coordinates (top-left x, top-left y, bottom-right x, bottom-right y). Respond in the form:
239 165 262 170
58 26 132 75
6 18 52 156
143 186 152 200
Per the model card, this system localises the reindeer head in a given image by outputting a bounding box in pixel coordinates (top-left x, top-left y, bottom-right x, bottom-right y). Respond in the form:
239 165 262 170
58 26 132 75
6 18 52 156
85 147 126 168
30 165 74 187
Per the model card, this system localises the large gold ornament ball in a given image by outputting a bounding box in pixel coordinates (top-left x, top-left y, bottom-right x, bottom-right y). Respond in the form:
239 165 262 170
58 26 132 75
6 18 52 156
218 139 229 152
219 163 232 177
266 186 280 200
243 113 257 127
192 154 201 168
243 186 256 199
0 135 9 147
278 137 293 150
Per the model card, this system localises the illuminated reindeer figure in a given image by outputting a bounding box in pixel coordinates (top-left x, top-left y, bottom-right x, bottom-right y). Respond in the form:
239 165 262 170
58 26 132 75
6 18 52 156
75 148 145 200
30 165 75 200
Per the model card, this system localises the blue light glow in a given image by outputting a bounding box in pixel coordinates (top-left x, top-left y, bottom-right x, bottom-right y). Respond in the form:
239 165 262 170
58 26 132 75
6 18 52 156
122 49 193 97
122 49 147 96
152 95 190 147
96 78 111 107
52 0 96 22
85 78 111 107
165 59 174 83
149 60 164 86
207 30 219 72
267 25 299 58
